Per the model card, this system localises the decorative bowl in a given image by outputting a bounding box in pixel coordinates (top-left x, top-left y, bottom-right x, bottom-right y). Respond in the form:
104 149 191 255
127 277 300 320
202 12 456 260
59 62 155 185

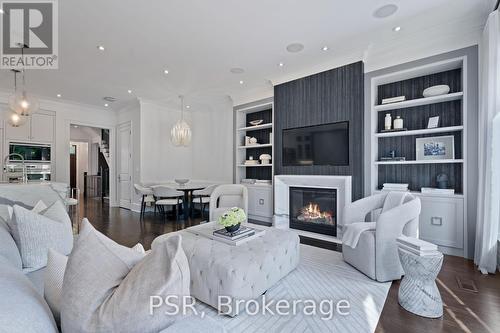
174 179 190 186
249 119 263 126
423 85 450 98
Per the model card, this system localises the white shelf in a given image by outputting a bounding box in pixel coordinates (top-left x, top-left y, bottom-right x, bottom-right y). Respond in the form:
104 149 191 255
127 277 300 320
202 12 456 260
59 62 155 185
373 189 464 198
238 143 272 149
374 92 463 112
375 126 463 138
237 123 273 131
237 164 273 167
375 159 463 165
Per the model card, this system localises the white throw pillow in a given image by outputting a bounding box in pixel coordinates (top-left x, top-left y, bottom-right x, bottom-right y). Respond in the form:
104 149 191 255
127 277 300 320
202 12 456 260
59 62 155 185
8 201 73 271
61 219 190 333
44 242 146 324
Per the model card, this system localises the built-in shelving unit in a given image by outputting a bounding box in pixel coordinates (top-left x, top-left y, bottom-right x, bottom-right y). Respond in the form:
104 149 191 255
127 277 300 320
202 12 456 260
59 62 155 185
369 56 468 257
234 101 274 223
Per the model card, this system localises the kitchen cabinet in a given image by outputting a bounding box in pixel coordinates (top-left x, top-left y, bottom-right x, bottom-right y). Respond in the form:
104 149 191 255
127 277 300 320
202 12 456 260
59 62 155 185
5 112 54 143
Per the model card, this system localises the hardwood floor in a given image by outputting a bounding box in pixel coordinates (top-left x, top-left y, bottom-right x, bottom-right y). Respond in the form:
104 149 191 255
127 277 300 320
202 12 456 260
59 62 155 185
76 198 500 333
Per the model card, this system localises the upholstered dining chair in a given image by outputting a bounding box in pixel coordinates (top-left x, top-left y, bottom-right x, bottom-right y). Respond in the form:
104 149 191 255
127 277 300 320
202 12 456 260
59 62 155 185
134 184 155 218
192 184 218 219
151 186 184 221
342 192 421 282
209 184 248 222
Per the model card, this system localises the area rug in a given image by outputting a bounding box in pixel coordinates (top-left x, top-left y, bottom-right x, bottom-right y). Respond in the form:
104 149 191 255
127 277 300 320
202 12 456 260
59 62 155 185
195 244 391 333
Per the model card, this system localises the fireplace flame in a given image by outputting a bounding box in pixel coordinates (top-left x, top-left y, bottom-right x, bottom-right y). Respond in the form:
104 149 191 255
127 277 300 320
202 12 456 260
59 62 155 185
299 202 333 223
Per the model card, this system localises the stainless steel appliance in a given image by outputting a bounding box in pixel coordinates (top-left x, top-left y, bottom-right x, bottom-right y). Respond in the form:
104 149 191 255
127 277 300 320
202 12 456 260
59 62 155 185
9 143 51 163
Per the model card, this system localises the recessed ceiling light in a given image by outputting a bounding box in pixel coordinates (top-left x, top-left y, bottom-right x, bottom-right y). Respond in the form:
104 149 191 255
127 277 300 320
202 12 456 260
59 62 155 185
56 94 61 98
104 103 109 107
392 26 401 32
164 69 169 74
127 89 132 94
239 80 244 85
278 62 284 67
0 9 4 14
286 43 304 53
230 67 245 74
97 45 105 51
186 105 190 109
373 4 398 18
72 125 78 128
322 46 329 51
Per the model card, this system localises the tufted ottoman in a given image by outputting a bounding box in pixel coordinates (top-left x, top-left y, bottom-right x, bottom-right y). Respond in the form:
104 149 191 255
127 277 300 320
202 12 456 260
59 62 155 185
152 224 300 316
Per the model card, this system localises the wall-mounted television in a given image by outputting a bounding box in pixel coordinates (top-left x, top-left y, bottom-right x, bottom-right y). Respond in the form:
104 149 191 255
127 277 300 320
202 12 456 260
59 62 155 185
282 121 349 166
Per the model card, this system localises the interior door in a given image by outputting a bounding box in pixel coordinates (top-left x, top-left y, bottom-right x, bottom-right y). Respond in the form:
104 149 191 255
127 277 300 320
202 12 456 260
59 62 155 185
117 123 132 209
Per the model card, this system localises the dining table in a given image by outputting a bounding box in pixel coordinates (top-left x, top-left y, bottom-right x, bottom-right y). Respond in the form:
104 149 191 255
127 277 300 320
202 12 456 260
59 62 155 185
154 181 216 218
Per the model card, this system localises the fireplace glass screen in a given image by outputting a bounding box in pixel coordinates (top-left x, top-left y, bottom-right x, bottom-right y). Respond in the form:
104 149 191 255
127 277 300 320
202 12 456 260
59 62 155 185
289 186 337 236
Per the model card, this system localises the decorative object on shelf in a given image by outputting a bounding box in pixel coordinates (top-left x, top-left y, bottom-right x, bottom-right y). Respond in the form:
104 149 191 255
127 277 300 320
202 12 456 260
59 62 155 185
249 156 254 160
174 178 190 186
217 207 246 233
248 137 258 145
259 154 272 165
245 136 251 145
244 159 259 165
427 116 440 129
436 173 448 189
381 96 406 105
8 47 40 118
393 116 404 129
384 113 392 130
255 179 272 185
170 95 192 147
380 150 406 161
249 119 263 126
421 187 455 195
416 135 455 160
423 84 450 98
240 179 256 184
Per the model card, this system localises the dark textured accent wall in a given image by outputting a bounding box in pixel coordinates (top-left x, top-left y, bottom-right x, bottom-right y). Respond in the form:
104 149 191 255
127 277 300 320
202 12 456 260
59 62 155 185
274 61 364 200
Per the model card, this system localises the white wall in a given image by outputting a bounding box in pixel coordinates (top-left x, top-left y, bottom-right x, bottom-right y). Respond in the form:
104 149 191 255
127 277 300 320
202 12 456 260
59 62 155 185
138 99 233 184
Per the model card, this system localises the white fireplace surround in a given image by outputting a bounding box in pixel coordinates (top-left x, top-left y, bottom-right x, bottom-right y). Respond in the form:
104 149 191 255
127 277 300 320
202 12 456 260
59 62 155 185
274 175 352 240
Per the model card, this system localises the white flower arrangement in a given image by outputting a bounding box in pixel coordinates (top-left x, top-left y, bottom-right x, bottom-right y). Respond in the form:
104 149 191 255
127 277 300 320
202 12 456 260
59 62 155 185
218 207 246 227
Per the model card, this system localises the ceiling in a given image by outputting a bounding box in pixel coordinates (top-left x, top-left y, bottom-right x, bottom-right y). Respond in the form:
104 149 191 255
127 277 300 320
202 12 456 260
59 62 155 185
0 0 492 110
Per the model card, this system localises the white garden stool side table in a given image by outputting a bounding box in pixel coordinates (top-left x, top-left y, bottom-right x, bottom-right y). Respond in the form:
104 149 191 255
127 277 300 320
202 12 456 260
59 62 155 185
397 248 444 318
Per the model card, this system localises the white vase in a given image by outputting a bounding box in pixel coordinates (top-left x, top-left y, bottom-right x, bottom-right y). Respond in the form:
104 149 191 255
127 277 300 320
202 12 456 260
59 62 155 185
394 116 403 129
385 114 392 130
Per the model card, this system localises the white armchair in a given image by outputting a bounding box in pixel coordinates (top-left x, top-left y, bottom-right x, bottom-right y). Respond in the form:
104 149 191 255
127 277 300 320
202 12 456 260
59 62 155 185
342 192 421 282
209 184 248 222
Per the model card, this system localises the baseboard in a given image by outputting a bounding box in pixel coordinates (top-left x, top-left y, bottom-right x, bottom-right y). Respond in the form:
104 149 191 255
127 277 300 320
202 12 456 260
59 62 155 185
130 202 142 213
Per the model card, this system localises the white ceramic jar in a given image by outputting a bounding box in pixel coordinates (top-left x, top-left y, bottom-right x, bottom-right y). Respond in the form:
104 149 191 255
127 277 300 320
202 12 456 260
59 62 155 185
394 116 403 129
384 113 392 130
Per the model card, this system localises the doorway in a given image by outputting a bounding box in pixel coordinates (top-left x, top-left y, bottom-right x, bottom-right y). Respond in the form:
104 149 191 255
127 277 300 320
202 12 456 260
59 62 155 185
69 124 110 202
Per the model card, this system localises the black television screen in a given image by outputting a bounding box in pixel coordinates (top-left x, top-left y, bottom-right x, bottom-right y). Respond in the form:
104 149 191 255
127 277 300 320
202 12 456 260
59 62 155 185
282 121 349 166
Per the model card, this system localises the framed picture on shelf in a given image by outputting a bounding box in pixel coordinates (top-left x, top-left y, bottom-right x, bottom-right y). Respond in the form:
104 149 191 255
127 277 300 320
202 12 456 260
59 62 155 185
427 116 440 128
416 135 455 160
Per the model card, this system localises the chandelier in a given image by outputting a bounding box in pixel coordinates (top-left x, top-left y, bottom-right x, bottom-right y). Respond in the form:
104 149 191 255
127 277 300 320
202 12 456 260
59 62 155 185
170 95 192 147
8 45 39 119
6 70 29 127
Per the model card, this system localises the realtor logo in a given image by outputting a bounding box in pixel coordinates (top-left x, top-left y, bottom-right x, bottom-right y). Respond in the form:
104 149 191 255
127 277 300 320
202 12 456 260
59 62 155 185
1 0 58 69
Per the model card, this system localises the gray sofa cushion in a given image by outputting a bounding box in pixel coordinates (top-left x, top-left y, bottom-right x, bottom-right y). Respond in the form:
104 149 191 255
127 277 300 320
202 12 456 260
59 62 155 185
159 316 226 333
0 217 22 270
0 256 57 333
8 201 73 271
61 219 190 333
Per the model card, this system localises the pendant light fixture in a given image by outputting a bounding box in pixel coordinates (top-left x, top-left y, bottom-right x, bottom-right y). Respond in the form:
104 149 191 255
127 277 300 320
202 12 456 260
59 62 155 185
170 95 192 147
6 70 29 127
8 44 39 117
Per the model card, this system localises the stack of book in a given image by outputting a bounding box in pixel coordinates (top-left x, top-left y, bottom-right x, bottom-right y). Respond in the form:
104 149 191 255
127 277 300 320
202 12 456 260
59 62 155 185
381 96 406 104
421 187 455 195
213 226 263 245
396 236 440 257
382 183 409 192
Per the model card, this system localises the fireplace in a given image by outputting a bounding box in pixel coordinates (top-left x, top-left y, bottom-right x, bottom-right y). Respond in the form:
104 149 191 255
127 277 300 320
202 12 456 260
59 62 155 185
289 186 337 236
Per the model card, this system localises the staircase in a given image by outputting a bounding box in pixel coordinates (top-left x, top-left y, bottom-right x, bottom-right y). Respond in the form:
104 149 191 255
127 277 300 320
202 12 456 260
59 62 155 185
99 129 111 166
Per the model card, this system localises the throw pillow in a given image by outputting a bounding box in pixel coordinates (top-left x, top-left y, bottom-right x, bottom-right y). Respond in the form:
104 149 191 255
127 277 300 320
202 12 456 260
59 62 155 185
44 242 146 325
61 219 190 333
8 200 73 271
